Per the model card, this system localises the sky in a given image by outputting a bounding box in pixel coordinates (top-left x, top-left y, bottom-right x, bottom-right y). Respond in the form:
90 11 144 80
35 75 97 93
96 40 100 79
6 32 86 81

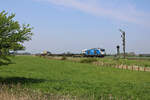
0 0 150 54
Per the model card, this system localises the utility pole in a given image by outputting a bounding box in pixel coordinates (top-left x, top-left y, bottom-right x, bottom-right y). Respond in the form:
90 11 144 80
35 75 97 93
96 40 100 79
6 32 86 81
119 29 126 59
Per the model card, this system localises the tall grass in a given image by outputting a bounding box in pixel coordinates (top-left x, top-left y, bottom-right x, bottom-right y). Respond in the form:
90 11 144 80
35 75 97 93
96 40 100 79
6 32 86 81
0 84 138 100
0 84 79 100
0 84 46 100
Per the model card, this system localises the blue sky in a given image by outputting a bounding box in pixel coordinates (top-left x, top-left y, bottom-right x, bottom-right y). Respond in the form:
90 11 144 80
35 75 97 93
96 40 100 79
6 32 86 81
0 0 150 54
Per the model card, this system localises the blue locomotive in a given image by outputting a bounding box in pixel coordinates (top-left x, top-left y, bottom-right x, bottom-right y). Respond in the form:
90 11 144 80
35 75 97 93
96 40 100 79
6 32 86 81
82 48 106 57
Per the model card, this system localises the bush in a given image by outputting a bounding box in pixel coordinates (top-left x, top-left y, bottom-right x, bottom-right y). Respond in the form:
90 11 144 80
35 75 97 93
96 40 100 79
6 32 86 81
80 58 98 63
113 56 120 61
61 56 67 60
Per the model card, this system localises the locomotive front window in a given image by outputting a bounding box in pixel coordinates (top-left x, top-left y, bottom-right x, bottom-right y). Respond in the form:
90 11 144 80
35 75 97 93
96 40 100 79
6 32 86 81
101 49 105 52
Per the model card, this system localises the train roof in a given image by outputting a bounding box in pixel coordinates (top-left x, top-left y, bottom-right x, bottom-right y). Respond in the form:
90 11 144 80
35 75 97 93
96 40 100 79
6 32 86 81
90 48 105 50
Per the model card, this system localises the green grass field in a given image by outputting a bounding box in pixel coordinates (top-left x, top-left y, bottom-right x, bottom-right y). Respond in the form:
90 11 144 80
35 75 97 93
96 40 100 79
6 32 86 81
0 56 150 99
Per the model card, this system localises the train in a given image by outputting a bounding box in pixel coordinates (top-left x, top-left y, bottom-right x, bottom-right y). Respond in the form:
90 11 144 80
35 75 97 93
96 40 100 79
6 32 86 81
40 51 51 56
82 48 106 57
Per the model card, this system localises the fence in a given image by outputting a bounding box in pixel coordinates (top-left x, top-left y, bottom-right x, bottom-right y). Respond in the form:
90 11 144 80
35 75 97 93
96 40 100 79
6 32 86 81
93 62 150 72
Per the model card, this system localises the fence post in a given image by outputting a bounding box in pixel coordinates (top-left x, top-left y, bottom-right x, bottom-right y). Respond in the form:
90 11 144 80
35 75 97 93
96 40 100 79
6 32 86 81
122 65 123 69
114 64 116 68
75 96 76 100
118 65 120 69
144 67 146 72
138 66 140 71
109 94 112 100
132 66 133 71
116 64 118 68
126 65 128 70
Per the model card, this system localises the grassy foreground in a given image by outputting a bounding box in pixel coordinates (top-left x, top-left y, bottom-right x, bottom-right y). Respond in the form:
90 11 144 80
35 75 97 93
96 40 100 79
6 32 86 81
0 56 150 99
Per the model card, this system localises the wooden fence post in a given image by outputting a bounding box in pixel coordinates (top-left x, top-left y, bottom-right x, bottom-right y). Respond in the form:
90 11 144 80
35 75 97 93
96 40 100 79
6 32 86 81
109 94 112 100
126 65 128 70
116 65 118 68
144 67 146 72
114 64 116 68
122 65 123 69
118 65 120 69
132 66 133 71
138 66 140 71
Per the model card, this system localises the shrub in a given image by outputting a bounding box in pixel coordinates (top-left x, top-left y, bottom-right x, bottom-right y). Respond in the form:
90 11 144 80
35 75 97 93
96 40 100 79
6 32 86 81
113 57 120 61
80 58 98 63
61 56 67 60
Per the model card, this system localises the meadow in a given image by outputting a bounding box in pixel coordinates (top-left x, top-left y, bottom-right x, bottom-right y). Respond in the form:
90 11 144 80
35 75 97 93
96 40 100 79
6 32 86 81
0 56 150 99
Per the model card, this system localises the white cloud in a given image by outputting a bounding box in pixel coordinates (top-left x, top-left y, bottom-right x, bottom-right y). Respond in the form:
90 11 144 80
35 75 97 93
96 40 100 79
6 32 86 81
35 0 150 27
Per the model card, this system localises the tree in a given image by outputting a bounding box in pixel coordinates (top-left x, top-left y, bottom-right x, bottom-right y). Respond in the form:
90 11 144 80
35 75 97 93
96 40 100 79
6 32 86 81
0 11 33 61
